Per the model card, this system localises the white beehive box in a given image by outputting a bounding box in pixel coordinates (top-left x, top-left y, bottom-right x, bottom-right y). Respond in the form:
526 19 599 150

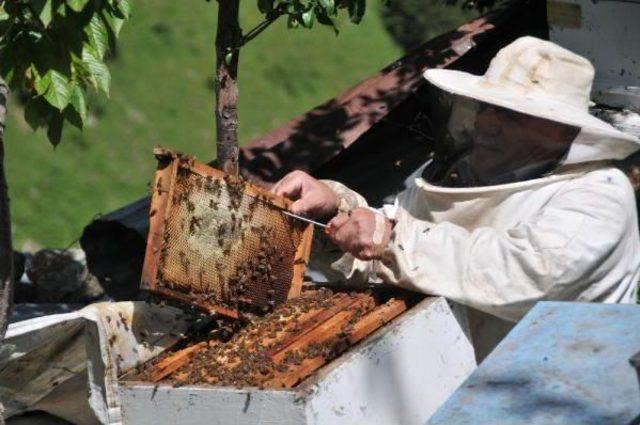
119 297 476 425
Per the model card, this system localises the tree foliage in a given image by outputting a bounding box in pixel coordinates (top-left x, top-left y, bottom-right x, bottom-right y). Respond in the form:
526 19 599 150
0 0 130 145
219 0 374 54
255 0 369 32
381 0 495 52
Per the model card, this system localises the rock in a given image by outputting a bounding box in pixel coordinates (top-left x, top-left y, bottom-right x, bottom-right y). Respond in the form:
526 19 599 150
26 249 105 303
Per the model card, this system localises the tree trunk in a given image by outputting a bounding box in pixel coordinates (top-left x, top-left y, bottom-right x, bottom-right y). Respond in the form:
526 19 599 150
0 79 12 425
215 0 242 176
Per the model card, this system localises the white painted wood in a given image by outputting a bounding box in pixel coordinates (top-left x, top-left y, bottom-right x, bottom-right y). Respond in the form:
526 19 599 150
548 0 640 109
301 297 476 425
121 386 305 425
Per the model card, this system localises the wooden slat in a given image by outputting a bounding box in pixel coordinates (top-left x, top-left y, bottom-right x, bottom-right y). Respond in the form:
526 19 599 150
140 158 177 291
271 294 376 364
149 287 241 320
189 157 291 211
289 222 314 300
265 297 407 388
264 293 353 357
150 342 208 383
346 298 407 344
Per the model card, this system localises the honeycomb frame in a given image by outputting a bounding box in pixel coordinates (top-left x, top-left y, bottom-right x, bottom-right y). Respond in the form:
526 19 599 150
141 148 313 319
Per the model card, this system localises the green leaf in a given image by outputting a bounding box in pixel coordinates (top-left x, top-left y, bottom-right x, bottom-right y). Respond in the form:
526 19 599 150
287 15 299 28
347 0 365 24
24 97 52 130
317 0 335 14
69 84 87 124
113 0 131 18
301 9 315 28
316 12 338 33
258 0 273 13
46 115 64 146
33 69 51 96
56 2 66 17
273 0 289 9
37 70 72 110
64 104 83 129
31 0 53 27
84 14 109 59
104 11 125 37
67 0 90 12
82 44 111 95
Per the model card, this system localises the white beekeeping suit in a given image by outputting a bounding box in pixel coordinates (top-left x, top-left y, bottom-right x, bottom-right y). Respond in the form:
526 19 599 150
314 37 640 358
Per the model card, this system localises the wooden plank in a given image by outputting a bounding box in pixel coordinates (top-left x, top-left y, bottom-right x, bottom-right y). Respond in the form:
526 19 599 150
346 298 408 344
264 293 353 357
189 157 291 211
150 342 208 383
140 158 177 291
271 294 376 364
265 297 407 388
148 287 241 320
289 223 313 299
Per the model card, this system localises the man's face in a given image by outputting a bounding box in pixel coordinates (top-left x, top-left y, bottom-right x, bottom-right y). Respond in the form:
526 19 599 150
465 105 578 184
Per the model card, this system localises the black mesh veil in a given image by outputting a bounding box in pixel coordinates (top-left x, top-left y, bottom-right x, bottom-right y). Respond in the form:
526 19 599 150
419 83 581 187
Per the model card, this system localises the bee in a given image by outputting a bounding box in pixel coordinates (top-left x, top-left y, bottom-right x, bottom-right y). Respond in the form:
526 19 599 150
156 177 163 196
189 216 202 234
195 177 204 191
198 268 207 293
218 223 227 237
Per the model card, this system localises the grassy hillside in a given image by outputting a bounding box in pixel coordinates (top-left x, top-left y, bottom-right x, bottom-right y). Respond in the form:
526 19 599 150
5 0 401 248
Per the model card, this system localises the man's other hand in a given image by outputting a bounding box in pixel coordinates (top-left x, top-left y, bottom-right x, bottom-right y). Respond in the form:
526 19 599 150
327 208 393 260
272 171 339 218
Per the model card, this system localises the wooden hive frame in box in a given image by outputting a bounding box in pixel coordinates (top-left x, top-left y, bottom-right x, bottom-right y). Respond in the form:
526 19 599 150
130 289 413 388
141 148 314 319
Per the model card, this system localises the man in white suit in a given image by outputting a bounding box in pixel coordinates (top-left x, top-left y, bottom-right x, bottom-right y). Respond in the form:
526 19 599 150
273 37 640 358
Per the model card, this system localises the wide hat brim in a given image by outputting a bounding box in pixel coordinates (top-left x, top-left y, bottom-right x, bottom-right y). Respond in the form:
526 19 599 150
423 68 640 147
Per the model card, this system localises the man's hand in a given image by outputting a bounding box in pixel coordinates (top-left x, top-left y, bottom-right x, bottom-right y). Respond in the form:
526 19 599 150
327 207 393 260
272 171 339 218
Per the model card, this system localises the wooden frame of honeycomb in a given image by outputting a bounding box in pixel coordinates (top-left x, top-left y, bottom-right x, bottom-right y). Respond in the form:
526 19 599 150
141 148 314 319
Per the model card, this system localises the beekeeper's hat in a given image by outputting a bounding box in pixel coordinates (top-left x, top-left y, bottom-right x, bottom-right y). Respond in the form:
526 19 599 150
423 36 640 159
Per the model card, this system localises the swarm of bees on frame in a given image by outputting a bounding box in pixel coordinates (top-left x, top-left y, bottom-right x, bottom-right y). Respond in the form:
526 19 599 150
153 152 298 314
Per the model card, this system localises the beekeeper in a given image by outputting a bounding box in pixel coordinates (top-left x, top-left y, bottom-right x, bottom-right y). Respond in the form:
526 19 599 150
273 37 640 358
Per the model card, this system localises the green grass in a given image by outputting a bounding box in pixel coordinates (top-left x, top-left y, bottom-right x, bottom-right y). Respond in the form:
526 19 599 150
5 0 401 248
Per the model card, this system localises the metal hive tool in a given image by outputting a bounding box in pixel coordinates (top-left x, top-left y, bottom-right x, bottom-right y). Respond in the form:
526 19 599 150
141 148 314 319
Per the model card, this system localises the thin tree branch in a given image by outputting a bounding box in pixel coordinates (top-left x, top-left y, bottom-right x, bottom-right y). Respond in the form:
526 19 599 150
241 14 282 46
